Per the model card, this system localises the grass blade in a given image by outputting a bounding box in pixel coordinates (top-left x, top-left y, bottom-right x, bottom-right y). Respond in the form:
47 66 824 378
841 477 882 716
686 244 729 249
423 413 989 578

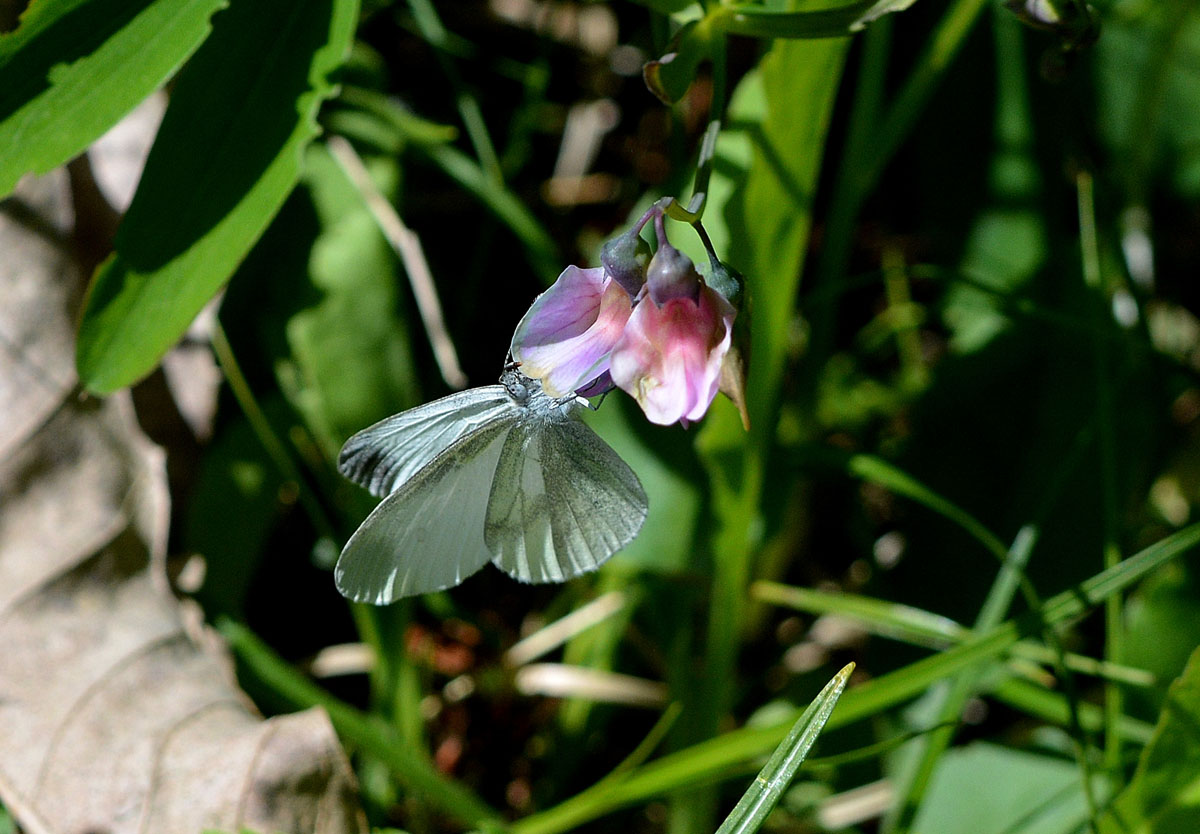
714 664 854 834
512 521 1200 834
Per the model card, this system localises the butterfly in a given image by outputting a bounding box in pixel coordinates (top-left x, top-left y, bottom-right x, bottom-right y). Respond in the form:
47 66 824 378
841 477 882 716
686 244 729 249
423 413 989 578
335 364 648 603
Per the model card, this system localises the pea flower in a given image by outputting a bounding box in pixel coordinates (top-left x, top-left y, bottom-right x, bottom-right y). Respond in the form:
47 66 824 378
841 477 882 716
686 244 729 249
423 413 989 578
510 265 635 398
510 209 744 429
609 236 736 427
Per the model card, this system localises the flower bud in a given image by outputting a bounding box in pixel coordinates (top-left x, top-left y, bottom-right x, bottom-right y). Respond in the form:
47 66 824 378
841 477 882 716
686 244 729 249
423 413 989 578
646 242 701 305
601 230 651 298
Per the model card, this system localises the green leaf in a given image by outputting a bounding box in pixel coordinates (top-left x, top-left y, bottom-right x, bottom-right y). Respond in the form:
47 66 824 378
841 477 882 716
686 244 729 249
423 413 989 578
714 664 854 834
75 0 359 394
1122 561 1200 715
911 743 1106 834
709 0 923 40
0 0 227 199
1099 645 1200 834
716 36 849 449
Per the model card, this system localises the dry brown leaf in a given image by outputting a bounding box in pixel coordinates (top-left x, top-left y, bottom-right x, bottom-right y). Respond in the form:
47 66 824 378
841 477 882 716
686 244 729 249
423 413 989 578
0 172 366 834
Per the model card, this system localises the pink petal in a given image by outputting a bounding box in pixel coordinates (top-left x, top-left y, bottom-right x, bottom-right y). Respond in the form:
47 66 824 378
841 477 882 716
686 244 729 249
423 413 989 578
511 266 633 397
610 286 735 426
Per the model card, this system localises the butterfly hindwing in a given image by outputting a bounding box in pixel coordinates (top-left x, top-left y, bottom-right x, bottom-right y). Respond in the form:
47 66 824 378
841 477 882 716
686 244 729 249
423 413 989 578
485 417 648 584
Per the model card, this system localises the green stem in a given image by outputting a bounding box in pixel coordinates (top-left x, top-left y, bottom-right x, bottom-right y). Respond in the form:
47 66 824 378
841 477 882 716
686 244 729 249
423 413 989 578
662 32 727 225
709 1 911 40
1079 169 1125 782
406 0 504 186
887 527 1036 832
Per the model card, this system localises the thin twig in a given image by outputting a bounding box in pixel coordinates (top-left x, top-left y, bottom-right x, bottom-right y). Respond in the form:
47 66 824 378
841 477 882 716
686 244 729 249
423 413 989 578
506 592 628 667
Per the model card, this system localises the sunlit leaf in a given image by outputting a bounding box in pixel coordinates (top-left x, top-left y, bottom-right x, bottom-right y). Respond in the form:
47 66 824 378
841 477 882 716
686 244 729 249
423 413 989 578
0 0 226 199
911 743 1107 834
76 0 359 393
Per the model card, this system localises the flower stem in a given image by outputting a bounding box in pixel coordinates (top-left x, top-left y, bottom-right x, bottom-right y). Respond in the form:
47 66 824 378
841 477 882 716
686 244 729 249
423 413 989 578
662 29 727 226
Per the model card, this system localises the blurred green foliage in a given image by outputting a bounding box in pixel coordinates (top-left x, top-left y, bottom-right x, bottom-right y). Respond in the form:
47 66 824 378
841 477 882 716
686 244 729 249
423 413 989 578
5 0 1200 830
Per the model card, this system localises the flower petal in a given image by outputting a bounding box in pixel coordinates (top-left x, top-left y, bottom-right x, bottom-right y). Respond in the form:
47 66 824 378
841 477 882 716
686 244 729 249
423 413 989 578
610 285 735 426
511 265 633 397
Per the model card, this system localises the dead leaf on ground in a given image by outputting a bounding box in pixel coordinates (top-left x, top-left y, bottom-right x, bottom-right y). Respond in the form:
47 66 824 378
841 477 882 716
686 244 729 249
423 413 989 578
0 171 366 833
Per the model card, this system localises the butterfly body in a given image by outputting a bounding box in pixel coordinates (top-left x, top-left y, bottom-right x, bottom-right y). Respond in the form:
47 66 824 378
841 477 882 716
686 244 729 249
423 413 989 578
336 368 647 603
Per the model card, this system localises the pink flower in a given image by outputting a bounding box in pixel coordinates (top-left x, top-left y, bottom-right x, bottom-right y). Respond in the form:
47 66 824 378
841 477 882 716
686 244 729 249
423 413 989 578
510 265 633 398
610 283 736 427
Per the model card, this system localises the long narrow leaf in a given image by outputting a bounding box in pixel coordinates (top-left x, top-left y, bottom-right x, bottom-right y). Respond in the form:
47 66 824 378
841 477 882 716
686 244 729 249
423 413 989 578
511 521 1200 834
753 580 1154 687
76 0 358 393
714 664 854 834
0 0 225 198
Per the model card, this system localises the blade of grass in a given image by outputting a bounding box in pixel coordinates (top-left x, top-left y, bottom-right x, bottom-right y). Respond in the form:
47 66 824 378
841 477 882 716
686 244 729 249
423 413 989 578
841 452 1009 560
510 521 1200 834
990 677 1155 747
751 581 1155 688
713 664 854 834
218 618 502 828
752 581 963 648
210 322 337 542
888 524 1037 832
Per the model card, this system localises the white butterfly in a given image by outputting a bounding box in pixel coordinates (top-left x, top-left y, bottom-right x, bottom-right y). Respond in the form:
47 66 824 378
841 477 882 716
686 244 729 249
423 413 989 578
335 364 648 603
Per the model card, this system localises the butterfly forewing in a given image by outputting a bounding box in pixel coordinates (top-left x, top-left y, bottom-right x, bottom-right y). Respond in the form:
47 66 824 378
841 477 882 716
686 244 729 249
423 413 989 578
485 417 648 584
335 418 514 603
338 386 515 497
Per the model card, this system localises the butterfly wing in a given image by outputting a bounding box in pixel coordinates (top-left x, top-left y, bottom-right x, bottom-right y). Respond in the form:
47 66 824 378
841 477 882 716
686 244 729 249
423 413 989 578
338 385 513 498
336 416 515 603
484 417 648 583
